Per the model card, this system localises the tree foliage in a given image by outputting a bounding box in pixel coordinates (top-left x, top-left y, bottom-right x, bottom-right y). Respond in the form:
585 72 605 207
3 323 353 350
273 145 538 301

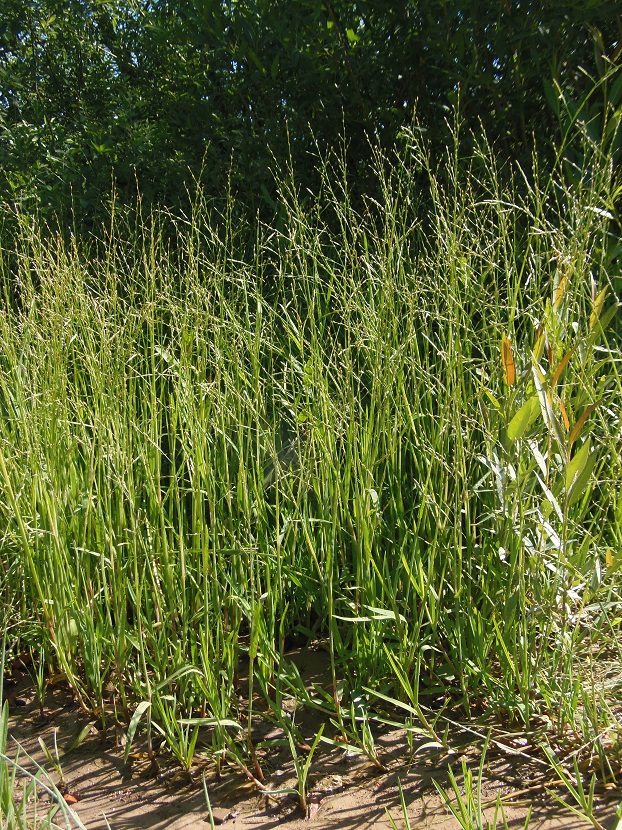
0 0 620 224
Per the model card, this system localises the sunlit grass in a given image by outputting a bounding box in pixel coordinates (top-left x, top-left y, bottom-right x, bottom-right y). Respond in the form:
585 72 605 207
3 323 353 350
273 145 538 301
0 122 620 825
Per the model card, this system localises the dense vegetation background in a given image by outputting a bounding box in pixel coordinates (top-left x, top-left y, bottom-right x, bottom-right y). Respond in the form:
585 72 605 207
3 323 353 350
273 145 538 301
1 0 621 226
1 5 622 825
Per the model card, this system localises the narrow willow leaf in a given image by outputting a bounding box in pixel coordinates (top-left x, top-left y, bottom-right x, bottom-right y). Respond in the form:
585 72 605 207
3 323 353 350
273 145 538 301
565 437 591 493
532 360 564 448
567 448 597 507
532 364 550 430
507 395 540 441
535 472 564 523
556 395 570 430
501 334 515 385
527 440 547 480
533 323 546 363
541 519 562 551
482 386 502 410
568 402 598 445
550 349 574 388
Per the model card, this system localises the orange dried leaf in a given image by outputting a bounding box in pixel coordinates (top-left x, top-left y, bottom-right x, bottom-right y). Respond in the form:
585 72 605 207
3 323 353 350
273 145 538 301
556 396 570 430
568 402 598 445
550 349 574 388
501 334 515 386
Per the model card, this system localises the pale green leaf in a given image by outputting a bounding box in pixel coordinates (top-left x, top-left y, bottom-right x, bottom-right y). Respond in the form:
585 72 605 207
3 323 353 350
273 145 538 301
507 395 540 441
565 437 591 492
567 445 598 506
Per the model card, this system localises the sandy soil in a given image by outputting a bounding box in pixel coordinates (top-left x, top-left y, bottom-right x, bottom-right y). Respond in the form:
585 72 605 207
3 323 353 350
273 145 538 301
3 651 619 830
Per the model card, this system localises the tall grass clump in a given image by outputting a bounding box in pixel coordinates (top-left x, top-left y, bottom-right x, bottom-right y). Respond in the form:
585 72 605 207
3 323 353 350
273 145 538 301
0 119 620 790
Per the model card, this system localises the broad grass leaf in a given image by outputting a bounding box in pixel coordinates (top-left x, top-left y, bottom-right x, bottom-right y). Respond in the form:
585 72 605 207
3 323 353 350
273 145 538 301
124 700 151 764
179 717 241 728
319 733 366 753
415 741 447 753
507 395 540 441
155 666 202 692
65 724 91 753
364 605 406 622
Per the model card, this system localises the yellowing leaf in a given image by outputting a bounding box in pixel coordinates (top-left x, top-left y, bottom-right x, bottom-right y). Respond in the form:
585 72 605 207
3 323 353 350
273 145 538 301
590 286 608 330
553 270 567 310
501 334 515 386
533 323 546 363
